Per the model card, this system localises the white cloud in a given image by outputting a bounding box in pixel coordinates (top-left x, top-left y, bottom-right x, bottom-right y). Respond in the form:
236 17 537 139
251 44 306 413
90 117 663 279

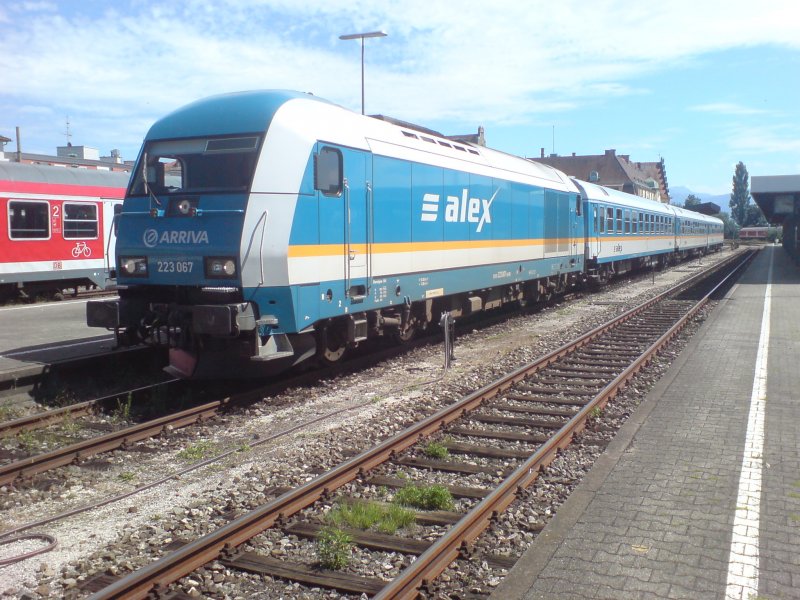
1 0 798 159
725 125 800 155
690 103 769 116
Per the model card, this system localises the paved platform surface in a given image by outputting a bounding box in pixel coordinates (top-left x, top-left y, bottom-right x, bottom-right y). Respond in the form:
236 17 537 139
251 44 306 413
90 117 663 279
492 245 800 600
0 299 116 381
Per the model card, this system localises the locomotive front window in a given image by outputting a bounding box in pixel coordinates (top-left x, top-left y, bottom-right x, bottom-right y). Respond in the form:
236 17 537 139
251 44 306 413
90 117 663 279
64 203 98 239
130 135 261 196
9 200 49 240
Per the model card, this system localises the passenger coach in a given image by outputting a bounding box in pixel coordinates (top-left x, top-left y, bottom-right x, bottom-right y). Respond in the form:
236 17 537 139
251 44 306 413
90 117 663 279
575 180 723 283
0 162 126 302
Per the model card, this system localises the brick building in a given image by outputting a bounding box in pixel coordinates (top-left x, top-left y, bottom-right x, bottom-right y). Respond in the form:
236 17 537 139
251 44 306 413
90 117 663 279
529 148 670 203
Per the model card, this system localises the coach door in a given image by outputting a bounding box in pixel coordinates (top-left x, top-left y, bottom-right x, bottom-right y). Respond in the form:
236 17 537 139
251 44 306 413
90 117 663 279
592 203 602 258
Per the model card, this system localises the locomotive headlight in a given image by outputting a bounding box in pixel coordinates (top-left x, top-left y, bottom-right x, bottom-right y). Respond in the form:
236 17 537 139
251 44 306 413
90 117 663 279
119 256 148 277
177 199 193 215
205 257 237 278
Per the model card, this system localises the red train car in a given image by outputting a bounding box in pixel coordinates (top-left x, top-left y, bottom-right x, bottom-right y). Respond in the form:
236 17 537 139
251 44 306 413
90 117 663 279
0 162 129 302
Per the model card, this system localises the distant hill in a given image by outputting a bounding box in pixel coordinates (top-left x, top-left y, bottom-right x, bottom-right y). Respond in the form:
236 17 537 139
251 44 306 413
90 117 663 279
671 186 730 208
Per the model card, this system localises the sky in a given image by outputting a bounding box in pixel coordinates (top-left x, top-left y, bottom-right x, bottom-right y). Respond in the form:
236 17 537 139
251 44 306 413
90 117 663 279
1 0 798 197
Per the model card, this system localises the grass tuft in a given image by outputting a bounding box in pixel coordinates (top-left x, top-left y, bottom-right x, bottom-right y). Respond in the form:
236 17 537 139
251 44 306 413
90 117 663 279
177 440 218 461
316 526 352 570
327 500 415 534
423 441 449 460
393 483 455 511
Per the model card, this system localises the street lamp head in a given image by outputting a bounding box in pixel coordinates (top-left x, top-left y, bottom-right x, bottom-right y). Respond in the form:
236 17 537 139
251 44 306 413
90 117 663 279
339 31 387 115
339 30 387 40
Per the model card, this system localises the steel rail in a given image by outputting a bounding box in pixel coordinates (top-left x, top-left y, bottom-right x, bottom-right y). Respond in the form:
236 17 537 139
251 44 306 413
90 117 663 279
87 250 751 600
0 393 230 487
0 379 180 439
0 325 451 486
375 249 756 598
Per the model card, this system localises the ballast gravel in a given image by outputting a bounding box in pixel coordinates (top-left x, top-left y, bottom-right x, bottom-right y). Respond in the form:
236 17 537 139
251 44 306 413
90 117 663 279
0 250 733 598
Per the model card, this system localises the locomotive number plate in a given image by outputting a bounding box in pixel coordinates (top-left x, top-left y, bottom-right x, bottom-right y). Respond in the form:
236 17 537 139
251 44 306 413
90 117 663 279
156 259 195 273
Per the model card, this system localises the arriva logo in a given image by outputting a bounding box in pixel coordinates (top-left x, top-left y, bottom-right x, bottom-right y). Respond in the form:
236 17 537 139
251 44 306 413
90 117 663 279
143 228 209 248
420 188 498 233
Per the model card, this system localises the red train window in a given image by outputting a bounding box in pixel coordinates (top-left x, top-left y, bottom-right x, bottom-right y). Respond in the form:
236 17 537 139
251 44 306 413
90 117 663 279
64 203 99 239
9 200 50 239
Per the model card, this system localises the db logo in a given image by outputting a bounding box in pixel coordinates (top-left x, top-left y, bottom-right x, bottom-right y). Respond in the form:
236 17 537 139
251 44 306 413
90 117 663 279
143 229 159 248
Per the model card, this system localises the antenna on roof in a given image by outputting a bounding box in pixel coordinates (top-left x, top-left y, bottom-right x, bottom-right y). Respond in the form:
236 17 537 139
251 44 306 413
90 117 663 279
64 116 72 147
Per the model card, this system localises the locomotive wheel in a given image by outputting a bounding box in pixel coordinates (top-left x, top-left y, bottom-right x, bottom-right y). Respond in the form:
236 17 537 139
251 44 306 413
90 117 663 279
392 321 418 344
317 326 347 365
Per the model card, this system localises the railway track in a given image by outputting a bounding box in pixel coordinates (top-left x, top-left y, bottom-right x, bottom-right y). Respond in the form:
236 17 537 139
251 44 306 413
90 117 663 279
0 323 460 487
78 250 754 599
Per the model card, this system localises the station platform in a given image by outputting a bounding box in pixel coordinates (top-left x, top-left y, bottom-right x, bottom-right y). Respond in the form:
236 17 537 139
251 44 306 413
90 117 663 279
0 299 116 383
492 245 800 600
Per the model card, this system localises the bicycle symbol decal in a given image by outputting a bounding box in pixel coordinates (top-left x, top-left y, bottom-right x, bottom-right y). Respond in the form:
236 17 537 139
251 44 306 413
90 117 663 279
71 241 92 258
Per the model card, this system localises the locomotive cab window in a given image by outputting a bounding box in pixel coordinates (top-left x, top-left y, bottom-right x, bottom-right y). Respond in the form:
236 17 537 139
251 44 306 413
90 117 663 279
129 135 261 196
8 200 50 240
315 146 343 196
63 203 98 239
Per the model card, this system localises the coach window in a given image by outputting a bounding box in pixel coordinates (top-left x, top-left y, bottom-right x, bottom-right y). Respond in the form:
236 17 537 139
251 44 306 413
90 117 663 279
616 208 623 234
315 146 343 196
624 209 631 233
64 203 99 239
606 207 614 233
9 200 50 240
599 206 605 233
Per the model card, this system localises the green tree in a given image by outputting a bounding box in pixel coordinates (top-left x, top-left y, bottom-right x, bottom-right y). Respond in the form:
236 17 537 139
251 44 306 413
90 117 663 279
744 204 768 227
729 161 750 226
684 194 701 208
716 211 739 239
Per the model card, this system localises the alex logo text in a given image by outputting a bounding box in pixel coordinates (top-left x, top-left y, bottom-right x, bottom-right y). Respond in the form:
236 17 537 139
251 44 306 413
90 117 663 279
421 188 498 233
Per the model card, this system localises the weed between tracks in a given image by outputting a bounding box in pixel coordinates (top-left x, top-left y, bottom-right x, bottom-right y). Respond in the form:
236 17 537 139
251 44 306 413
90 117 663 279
327 499 416 534
111 394 133 422
177 440 219 461
316 526 353 569
0 401 21 421
394 483 455 511
423 441 450 460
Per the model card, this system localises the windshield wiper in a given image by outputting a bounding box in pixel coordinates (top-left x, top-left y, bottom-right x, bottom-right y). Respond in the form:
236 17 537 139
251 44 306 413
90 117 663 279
142 152 164 211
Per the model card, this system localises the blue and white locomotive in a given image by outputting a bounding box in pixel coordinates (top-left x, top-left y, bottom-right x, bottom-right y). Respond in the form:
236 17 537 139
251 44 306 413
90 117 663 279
87 90 723 378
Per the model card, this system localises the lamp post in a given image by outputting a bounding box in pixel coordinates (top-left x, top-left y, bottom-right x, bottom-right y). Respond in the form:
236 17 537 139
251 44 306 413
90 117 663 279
339 30 387 115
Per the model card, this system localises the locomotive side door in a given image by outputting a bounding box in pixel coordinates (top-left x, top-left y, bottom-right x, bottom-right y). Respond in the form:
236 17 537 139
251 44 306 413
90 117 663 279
315 145 372 303
341 148 371 301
